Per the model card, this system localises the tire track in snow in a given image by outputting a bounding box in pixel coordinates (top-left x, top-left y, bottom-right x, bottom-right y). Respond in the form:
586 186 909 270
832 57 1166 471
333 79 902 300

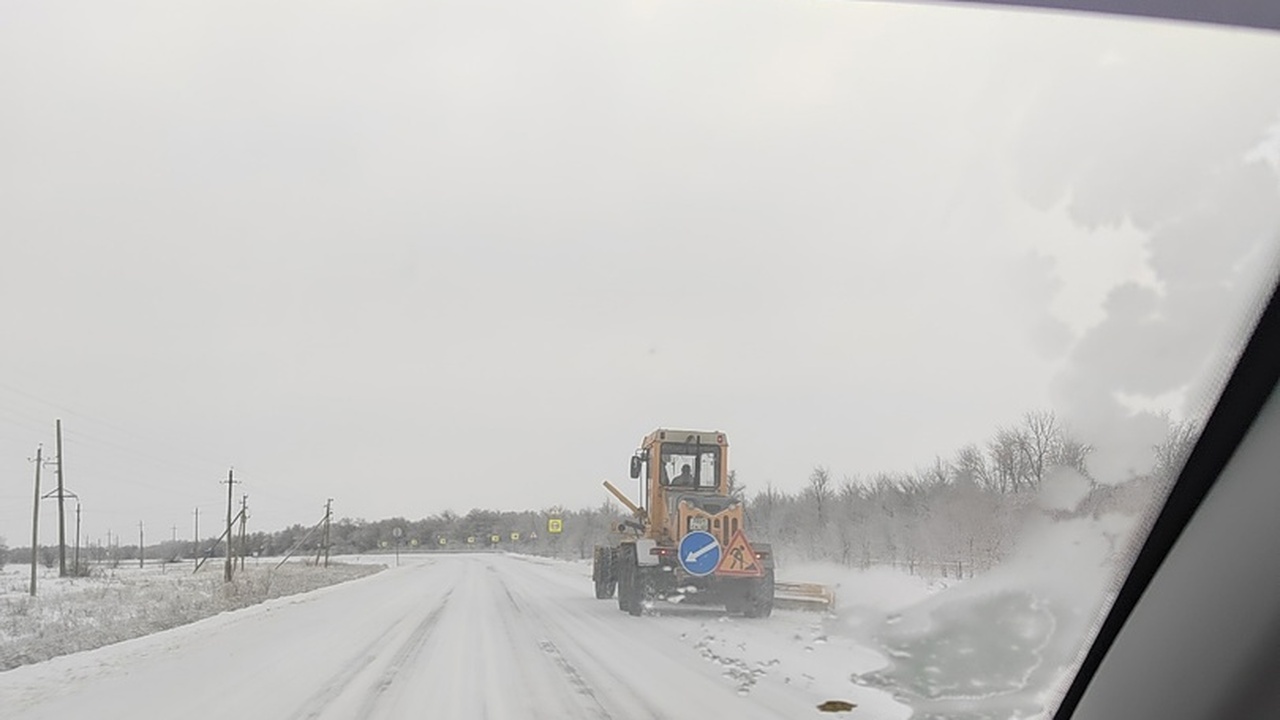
495 561 674 720
534 639 613 720
351 589 455 719
287 586 453 720
491 571 613 720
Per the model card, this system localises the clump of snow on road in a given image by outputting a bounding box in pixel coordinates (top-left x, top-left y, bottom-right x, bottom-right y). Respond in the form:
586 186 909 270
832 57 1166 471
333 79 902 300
0 560 381 671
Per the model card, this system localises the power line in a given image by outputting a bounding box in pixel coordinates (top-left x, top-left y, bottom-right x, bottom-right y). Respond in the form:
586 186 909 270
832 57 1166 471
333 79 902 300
0 379 229 468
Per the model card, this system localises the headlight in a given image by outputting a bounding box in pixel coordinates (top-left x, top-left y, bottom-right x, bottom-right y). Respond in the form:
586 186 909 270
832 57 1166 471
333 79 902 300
687 516 709 532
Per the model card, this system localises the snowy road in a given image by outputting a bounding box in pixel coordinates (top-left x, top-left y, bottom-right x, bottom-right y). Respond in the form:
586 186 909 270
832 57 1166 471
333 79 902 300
0 554 906 720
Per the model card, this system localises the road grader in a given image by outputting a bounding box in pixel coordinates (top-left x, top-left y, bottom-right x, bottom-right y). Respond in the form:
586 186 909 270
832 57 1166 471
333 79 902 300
592 428 836 617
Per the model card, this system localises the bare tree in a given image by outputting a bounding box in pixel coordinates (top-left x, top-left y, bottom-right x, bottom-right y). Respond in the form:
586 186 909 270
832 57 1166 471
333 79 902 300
727 469 746 500
955 443 993 490
1016 410 1062 488
927 455 951 486
807 466 833 529
1056 435 1094 477
988 428 1027 493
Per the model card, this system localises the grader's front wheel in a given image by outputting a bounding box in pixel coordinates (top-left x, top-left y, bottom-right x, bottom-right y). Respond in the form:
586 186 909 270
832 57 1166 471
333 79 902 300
592 546 616 599
616 543 643 616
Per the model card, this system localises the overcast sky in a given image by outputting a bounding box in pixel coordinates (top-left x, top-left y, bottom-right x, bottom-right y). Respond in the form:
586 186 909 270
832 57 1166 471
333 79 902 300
2 0 1278 544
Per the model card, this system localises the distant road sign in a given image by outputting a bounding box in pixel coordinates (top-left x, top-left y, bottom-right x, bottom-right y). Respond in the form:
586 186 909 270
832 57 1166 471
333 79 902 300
548 518 563 534
467 536 476 544
511 532 520 541
392 527 403 538
490 534 500 543
438 537 447 545
678 531 720 577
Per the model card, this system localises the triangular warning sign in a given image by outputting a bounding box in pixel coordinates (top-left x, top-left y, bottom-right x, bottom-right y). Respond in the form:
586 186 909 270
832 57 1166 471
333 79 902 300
715 530 764 577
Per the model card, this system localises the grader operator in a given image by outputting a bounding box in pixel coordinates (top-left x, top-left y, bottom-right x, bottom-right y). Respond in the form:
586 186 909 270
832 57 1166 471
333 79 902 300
592 429 835 617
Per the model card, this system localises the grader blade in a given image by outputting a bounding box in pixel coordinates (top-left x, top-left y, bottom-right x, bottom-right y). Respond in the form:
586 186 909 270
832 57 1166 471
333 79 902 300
773 582 837 611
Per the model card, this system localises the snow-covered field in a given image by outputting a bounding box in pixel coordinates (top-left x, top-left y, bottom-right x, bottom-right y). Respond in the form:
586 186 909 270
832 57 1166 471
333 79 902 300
0 557 382 671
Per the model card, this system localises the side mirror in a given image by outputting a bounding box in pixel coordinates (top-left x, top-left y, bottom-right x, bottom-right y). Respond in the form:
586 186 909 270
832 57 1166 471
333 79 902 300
629 455 642 479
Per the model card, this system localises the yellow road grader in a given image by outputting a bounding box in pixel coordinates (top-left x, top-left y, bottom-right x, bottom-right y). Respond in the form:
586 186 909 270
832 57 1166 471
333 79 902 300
592 428 836 617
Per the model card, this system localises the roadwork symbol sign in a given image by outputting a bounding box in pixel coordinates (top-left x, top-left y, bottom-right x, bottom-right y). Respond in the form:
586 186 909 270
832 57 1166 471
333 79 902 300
548 518 563 534
715 530 763 577
678 531 720 577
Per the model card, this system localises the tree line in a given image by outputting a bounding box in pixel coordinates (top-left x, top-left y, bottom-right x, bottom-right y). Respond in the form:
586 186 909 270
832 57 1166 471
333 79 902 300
744 410 1198 577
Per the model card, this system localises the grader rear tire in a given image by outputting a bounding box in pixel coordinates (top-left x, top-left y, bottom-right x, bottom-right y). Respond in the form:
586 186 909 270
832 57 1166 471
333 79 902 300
743 568 775 618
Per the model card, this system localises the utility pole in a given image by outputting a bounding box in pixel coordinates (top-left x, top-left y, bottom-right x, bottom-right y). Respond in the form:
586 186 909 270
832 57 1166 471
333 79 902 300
238 495 248 571
193 507 200 560
29 445 43 597
166 524 176 574
74 502 82 574
323 498 333 568
222 468 239 582
138 521 145 569
55 420 67 577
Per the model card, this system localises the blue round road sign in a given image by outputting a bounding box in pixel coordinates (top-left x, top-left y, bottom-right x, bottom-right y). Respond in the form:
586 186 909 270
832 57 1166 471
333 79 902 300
678 531 721 577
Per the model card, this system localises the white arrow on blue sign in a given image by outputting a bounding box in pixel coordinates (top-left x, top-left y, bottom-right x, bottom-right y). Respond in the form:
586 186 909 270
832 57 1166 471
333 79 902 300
678 531 721 577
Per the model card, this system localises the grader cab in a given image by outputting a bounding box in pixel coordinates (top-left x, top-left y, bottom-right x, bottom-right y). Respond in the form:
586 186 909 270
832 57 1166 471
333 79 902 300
592 428 835 617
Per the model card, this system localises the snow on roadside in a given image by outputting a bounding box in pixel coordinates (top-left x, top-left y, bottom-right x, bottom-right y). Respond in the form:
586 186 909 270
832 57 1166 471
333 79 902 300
0 559 382 671
649 561 943 719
